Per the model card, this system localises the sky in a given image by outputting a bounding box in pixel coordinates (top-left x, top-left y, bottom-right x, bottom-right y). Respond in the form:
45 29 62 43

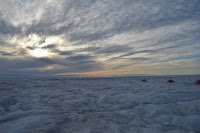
0 0 200 77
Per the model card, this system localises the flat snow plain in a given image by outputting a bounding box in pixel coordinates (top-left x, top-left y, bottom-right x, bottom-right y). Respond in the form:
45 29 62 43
0 75 200 133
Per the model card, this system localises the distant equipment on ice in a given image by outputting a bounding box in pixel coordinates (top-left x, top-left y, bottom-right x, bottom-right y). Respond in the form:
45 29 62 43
167 79 175 83
141 79 147 82
195 80 200 85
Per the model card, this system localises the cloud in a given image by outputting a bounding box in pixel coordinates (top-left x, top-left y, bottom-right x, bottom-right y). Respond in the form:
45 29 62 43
0 55 103 76
122 57 152 61
78 45 134 55
66 54 94 61
0 0 200 76
41 44 74 55
0 20 21 35
58 51 74 55
0 51 14 56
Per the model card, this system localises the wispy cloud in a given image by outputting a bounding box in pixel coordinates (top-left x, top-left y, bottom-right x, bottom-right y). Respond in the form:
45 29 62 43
0 0 200 76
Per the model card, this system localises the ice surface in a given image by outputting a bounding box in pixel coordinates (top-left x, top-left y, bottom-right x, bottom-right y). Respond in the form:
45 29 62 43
0 75 200 133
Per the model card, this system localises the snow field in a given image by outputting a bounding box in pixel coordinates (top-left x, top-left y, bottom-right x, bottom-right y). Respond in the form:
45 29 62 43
0 75 200 133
